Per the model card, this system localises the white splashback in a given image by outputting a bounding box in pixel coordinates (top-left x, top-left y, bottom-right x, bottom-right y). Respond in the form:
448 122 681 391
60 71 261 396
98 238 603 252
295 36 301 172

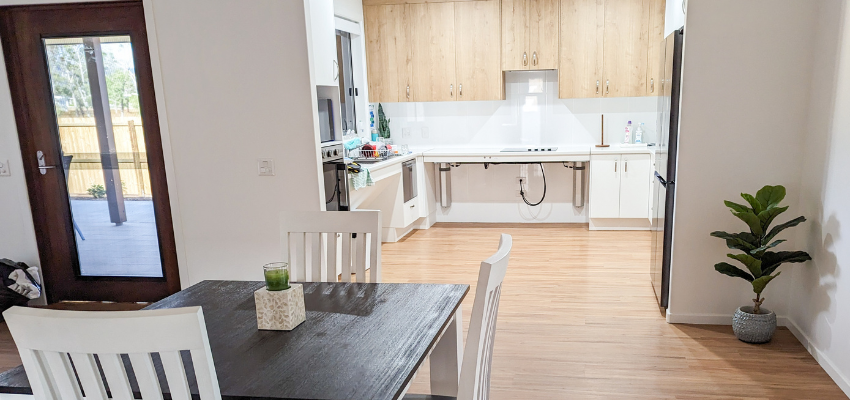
379 70 659 147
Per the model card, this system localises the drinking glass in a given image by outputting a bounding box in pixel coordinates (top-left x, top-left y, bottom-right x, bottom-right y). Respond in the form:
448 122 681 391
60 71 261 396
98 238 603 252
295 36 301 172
263 262 290 291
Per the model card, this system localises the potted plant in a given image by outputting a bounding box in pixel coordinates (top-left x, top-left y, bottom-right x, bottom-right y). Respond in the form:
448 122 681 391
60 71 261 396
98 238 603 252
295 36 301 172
711 185 811 343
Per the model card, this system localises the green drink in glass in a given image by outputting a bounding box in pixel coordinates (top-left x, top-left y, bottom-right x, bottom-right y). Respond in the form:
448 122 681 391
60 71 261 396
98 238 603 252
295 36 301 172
263 262 290 291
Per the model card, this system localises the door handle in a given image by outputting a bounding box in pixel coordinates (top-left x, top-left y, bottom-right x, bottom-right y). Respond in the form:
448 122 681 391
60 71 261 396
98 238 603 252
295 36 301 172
654 171 667 188
614 161 617 173
354 88 358 96
523 52 527 66
532 52 538 66
625 160 629 172
37 150 58 175
333 60 339 81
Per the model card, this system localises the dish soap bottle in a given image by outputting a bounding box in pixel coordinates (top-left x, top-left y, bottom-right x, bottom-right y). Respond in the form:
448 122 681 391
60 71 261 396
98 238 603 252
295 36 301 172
634 123 644 144
624 121 632 144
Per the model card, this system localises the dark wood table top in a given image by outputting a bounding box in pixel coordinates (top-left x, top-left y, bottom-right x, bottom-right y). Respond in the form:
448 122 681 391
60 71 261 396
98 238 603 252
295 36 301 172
0 280 468 400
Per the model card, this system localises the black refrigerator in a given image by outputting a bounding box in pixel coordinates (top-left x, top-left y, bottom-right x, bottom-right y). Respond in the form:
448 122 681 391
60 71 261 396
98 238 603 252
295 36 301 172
650 28 684 309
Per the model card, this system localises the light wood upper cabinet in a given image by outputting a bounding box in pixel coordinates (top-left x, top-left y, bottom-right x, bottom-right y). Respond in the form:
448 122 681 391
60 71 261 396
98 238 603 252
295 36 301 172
364 4 411 102
409 2 457 102
602 0 650 97
455 0 503 100
528 0 559 69
646 0 666 96
559 0 603 98
502 0 558 70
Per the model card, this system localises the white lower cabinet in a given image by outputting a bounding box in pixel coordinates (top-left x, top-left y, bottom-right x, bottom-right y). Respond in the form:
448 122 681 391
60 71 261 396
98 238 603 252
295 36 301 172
589 153 651 220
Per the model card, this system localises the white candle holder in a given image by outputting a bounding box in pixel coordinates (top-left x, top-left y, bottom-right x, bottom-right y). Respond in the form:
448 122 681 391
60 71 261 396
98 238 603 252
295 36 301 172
254 284 306 331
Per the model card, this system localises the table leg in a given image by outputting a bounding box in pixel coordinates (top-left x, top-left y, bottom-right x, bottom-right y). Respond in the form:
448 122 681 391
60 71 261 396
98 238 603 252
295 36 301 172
429 305 463 397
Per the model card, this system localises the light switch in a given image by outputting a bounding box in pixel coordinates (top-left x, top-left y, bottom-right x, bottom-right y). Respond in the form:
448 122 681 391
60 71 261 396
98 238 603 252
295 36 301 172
402 128 411 138
0 160 10 177
257 159 275 176
421 126 430 139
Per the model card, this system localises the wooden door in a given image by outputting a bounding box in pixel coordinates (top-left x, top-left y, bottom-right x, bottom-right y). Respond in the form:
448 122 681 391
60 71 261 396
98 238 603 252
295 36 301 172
619 154 651 218
455 0 503 101
602 0 649 97
364 4 411 102
527 0 559 70
589 155 621 218
645 0 666 96
559 0 603 98
409 2 457 102
0 2 180 303
501 0 528 70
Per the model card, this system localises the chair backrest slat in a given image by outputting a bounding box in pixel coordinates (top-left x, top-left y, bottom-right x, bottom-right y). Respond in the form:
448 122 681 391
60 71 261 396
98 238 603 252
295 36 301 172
281 211 381 283
458 234 511 400
98 353 133 400
3 307 221 400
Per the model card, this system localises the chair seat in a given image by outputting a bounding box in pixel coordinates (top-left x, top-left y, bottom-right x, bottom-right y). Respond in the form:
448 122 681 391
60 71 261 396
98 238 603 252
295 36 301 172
402 395 457 400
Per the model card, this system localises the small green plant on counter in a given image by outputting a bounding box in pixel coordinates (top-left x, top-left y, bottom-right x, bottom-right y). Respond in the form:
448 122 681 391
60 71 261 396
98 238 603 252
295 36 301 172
87 184 106 199
378 103 391 139
711 185 811 314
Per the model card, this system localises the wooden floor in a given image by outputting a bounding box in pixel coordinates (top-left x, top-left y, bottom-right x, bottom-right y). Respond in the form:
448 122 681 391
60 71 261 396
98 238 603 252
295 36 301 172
0 224 844 399
383 224 847 399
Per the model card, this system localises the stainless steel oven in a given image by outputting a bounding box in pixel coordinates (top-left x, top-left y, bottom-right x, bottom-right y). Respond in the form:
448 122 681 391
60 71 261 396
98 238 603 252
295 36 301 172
322 143 349 211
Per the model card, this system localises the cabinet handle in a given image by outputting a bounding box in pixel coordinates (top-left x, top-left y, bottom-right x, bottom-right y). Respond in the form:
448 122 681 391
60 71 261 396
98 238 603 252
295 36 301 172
406 85 410 99
596 80 600 94
459 83 462 97
450 84 453 97
614 161 617 173
606 79 610 95
650 78 655 93
625 160 629 172
333 60 338 81
532 52 537 66
523 52 527 66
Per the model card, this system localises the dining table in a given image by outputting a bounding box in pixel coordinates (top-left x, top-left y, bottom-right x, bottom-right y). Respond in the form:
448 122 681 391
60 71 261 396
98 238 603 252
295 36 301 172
0 280 469 400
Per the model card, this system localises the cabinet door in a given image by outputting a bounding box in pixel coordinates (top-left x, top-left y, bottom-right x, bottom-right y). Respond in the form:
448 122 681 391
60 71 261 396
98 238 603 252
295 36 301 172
602 0 649 97
309 0 339 86
364 5 411 102
589 154 621 218
645 0 665 96
527 0 559 70
455 0 503 101
409 2 457 102
619 154 651 218
559 0 603 98
501 0 528 71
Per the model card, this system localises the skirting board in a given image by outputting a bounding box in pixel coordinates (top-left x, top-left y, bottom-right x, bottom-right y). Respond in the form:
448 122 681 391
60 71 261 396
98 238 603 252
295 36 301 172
667 312 850 397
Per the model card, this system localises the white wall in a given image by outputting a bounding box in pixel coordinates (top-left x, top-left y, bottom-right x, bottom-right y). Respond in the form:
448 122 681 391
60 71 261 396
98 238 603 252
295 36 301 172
667 0 816 322
145 0 324 283
788 0 850 394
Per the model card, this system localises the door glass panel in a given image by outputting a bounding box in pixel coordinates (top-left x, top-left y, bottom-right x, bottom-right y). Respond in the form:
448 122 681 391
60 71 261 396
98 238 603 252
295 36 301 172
44 36 163 278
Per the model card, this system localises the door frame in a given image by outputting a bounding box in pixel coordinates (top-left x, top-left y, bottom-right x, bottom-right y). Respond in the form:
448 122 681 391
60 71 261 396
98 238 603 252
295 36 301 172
0 0 186 302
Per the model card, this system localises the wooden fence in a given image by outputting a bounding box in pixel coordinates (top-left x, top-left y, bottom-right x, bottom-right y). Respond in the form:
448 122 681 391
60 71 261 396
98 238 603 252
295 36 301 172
59 119 151 198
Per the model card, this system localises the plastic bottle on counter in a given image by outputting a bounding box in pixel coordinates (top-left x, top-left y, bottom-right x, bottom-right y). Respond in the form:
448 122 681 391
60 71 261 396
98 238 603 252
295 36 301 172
634 123 644 144
624 121 632 144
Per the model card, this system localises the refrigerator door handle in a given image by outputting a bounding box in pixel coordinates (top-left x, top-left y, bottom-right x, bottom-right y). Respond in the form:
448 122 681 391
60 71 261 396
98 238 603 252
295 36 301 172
654 171 668 188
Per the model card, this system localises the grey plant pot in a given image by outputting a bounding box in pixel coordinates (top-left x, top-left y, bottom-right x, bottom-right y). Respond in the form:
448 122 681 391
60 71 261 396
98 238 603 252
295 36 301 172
732 306 776 344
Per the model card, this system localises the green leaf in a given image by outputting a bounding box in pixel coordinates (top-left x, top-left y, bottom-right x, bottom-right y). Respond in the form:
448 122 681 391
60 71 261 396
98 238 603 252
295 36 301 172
750 239 786 255
741 193 764 214
761 251 812 276
727 253 763 277
724 201 752 214
764 216 807 243
715 262 754 282
752 272 780 295
734 211 764 236
711 231 758 252
757 206 788 231
756 185 786 209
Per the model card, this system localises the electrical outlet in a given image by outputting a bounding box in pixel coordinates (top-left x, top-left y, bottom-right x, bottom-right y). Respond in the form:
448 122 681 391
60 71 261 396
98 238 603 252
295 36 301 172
0 160 9 177
515 189 522 197
421 126 430 138
516 177 524 186
257 158 275 176
402 128 411 138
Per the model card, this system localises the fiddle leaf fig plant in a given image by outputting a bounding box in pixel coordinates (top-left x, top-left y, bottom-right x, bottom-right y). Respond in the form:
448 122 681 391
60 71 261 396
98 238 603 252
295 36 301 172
710 185 811 314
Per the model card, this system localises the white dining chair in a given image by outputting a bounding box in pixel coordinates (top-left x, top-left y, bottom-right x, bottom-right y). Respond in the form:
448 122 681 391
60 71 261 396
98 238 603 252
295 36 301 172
405 233 512 400
281 210 382 283
3 306 221 400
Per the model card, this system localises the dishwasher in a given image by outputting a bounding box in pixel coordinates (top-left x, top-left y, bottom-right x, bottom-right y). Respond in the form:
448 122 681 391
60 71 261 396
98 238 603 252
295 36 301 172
402 159 417 203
